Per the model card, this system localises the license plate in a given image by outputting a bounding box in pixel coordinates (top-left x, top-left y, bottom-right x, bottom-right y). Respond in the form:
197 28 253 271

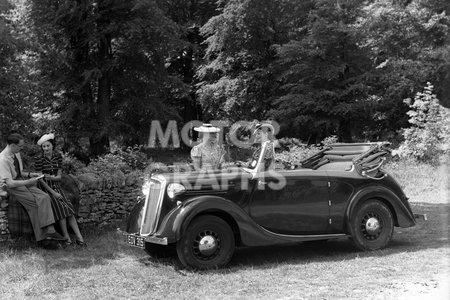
126 234 145 248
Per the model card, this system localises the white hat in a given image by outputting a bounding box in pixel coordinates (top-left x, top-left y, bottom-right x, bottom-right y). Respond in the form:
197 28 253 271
37 133 55 146
254 123 275 132
194 123 220 133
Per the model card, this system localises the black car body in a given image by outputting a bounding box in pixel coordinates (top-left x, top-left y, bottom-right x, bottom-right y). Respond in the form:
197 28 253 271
124 142 421 269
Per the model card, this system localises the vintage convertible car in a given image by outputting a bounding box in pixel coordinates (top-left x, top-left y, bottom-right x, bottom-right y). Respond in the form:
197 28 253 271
123 142 424 270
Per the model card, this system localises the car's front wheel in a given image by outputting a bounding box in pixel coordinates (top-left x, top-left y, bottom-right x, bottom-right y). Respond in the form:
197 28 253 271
350 199 394 251
176 215 235 270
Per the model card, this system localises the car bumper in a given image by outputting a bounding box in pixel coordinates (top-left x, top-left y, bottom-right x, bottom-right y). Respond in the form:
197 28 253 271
117 228 169 246
143 235 168 245
414 213 427 221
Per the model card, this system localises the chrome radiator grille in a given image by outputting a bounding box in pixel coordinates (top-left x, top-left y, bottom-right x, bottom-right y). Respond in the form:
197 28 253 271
140 178 165 235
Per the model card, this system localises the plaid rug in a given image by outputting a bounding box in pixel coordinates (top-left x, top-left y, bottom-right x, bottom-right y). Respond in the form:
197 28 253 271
7 194 34 239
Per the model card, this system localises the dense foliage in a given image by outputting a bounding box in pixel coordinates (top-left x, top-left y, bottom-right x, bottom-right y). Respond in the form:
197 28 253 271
0 0 36 138
199 0 449 142
1 0 449 158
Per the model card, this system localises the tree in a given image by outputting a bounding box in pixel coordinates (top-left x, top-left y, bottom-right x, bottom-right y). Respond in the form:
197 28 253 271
28 0 184 154
4 0 448 152
197 0 295 121
267 0 448 142
355 0 450 140
0 0 36 140
163 0 219 125
270 0 372 142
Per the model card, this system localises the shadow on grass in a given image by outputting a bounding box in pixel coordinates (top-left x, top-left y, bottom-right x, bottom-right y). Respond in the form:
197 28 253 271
0 221 132 271
141 202 449 272
224 202 449 271
133 202 449 273
1 202 448 272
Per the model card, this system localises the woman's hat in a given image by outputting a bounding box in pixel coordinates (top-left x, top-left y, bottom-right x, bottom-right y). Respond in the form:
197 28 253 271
37 133 55 146
194 123 220 133
254 123 275 132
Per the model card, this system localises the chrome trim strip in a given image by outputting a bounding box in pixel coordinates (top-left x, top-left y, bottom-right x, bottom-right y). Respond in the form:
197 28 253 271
184 190 228 196
260 227 347 239
139 185 151 235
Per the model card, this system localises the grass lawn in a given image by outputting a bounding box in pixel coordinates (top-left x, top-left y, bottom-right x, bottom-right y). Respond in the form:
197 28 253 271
0 160 448 299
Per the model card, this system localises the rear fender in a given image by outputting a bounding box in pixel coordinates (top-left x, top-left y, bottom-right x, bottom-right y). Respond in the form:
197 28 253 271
345 186 416 232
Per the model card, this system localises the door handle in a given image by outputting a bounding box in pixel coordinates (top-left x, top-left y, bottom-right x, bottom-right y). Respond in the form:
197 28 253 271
258 180 267 185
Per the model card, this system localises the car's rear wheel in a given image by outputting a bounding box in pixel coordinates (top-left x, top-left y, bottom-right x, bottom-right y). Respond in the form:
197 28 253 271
176 215 235 270
350 199 394 251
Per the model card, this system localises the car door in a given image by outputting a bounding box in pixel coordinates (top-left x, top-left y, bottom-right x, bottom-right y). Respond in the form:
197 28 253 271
328 177 355 233
249 170 331 235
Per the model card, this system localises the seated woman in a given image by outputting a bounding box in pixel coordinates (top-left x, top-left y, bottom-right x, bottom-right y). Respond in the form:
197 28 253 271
248 123 277 171
35 133 86 247
191 124 228 171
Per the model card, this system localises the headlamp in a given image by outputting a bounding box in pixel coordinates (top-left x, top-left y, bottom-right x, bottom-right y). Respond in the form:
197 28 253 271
167 183 185 199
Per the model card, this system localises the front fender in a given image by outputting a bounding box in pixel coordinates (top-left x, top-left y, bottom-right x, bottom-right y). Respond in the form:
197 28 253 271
175 196 244 241
346 185 416 231
152 195 248 244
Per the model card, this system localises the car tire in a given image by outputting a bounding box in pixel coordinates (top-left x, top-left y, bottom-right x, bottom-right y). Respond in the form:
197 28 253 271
350 199 394 251
176 215 235 270
144 243 175 258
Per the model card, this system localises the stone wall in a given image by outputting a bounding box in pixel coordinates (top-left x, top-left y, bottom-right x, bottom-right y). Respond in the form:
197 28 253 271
0 196 8 239
77 184 141 226
75 171 143 226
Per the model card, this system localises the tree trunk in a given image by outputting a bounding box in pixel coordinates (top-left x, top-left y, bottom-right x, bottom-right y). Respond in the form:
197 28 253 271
90 34 112 156
338 119 353 142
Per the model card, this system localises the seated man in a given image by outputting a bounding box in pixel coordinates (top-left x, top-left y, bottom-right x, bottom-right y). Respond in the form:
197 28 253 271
0 133 65 243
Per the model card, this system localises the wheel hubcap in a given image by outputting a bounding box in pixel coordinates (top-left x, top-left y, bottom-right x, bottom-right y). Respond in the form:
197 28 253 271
193 230 220 260
198 235 217 254
365 217 380 232
361 213 383 240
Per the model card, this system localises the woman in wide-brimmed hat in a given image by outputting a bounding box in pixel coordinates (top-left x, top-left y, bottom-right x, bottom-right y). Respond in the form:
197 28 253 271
190 124 227 171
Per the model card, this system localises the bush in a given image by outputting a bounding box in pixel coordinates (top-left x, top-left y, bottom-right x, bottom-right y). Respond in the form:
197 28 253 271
83 153 130 176
81 145 148 176
395 82 449 163
74 145 149 189
275 136 338 167
321 135 339 146
114 145 148 170
61 152 86 175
